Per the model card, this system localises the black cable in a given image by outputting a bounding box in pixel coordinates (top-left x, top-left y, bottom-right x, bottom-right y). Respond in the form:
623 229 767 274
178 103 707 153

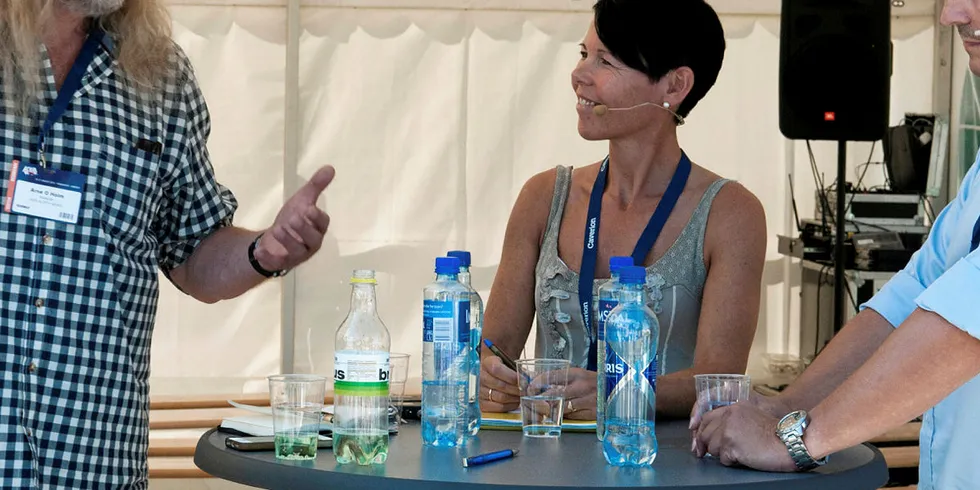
815 264 825 357
807 140 836 228
846 282 859 313
813 263 858 358
788 174 802 232
849 219 891 232
845 141 877 215
923 197 936 223
806 140 829 190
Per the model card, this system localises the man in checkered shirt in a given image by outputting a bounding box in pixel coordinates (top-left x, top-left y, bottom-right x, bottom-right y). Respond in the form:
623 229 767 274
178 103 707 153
1 1 334 487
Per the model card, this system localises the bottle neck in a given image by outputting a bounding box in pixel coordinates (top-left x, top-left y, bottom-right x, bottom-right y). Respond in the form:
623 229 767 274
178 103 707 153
457 267 472 286
618 283 645 304
436 272 458 282
349 283 378 313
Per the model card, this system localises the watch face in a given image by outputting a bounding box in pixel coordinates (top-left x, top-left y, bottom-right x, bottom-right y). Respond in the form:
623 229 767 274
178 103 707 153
778 410 806 432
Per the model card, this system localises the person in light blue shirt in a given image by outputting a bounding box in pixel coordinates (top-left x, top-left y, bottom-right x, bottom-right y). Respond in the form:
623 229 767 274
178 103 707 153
689 2 980 487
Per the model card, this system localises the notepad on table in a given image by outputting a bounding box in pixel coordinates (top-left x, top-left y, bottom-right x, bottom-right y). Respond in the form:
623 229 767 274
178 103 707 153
219 415 277 436
219 403 336 437
480 411 596 432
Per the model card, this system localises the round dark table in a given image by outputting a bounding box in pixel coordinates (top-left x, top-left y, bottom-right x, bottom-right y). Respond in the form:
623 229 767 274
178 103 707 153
194 421 888 490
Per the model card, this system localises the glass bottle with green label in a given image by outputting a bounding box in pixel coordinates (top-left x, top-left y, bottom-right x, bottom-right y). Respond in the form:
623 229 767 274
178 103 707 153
333 269 391 465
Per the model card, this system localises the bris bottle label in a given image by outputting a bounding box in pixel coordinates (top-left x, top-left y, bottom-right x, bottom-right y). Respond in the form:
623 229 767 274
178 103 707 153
334 350 390 396
604 346 656 395
423 299 470 344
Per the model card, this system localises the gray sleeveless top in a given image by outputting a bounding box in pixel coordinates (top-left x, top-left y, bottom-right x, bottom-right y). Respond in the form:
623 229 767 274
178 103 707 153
533 165 729 375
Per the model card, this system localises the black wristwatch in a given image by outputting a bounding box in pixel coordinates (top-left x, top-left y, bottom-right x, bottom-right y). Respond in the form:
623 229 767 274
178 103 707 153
247 233 289 278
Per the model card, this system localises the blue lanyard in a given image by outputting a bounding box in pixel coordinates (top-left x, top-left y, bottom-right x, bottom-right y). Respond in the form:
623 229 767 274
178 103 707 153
578 152 692 371
971 215 979 252
38 27 103 168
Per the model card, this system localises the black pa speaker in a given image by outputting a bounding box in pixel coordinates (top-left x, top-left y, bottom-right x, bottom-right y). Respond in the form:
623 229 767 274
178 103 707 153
779 0 892 141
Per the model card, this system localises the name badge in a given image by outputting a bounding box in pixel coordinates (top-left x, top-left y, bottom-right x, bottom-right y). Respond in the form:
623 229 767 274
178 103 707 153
4 160 85 224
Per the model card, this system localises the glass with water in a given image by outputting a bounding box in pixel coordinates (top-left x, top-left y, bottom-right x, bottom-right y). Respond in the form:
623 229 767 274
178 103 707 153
268 374 327 460
388 352 411 432
516 359 570 438
694 374 752 415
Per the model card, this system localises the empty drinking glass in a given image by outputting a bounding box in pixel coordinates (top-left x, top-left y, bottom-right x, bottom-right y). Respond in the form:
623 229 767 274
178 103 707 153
388 353 411 432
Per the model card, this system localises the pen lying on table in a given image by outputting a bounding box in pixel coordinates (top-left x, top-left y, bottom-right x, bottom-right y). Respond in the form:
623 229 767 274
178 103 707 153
462 449 519 467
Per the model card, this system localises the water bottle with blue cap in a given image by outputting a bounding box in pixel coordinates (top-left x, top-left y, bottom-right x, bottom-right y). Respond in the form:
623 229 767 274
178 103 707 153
447 250 484 437
602 265 658 466
421 256 471 447
596 255 635 440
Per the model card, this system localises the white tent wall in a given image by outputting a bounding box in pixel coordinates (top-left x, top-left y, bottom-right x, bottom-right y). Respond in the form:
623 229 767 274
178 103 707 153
152 1 940 396
152 5 287 395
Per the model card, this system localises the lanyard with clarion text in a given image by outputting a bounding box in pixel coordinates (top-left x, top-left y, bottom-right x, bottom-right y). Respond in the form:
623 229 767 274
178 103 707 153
37 27 103 168
579 151 692 371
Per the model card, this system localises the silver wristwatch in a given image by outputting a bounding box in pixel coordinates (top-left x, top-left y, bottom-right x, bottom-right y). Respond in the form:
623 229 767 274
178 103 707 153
775 410 827 471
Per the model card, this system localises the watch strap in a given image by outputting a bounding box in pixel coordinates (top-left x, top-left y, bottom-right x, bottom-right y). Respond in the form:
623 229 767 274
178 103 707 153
781 431 826 471
777 411 827 471
248 233 288 278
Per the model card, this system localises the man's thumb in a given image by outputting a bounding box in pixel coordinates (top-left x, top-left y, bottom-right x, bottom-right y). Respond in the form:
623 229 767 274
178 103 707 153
297 165 335 201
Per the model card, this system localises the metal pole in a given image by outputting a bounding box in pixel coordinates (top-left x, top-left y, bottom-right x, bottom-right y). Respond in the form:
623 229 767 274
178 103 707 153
280 0 301 374
834 140 847 333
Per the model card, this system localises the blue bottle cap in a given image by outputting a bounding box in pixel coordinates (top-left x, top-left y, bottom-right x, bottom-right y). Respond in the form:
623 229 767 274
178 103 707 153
608 256 634 273
446 250 471 267
435 256 462 275
618 265 647 285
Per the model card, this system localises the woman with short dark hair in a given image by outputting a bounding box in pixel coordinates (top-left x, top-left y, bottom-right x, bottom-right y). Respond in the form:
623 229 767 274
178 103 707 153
479 0 767 420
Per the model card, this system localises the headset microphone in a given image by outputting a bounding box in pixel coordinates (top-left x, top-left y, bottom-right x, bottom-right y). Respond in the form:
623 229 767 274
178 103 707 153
591 101 686 125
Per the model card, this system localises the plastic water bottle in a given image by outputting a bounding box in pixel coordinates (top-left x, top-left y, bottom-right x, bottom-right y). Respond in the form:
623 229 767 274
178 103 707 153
447 250 484 437
596 255 635 440
333 269 391 465
422 256 471 447
602 265 658 466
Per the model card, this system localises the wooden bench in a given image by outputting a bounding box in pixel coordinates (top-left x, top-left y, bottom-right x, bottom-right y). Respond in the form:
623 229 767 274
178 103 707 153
150 393 273 410
147 393 337 479
150 407 254 431
148 456 209 479
869 421 920 489
148 393 270 479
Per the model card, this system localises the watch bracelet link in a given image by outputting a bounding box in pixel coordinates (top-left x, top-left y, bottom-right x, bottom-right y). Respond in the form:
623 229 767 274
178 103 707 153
782 432 825 470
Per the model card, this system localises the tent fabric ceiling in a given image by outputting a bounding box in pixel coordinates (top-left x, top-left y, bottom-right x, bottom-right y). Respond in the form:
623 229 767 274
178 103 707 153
163 0 937 41
165 0 936 16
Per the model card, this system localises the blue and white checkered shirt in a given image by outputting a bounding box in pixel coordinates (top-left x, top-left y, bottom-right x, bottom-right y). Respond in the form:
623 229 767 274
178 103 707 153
1 32 237 488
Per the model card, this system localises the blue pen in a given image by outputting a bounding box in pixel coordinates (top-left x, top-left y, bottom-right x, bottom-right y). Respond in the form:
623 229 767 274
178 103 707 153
483 338 518 372
462 448 519 468
484 339 535 387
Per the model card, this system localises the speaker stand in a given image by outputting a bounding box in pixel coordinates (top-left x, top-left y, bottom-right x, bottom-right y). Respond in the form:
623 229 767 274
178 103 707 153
834 140 847 333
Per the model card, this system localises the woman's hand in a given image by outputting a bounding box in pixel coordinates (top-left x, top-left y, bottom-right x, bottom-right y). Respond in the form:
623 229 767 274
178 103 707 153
479 356 520 413
561 367 598 420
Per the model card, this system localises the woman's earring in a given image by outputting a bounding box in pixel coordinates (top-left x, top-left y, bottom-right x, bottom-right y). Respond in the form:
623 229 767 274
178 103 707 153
663 101 671 109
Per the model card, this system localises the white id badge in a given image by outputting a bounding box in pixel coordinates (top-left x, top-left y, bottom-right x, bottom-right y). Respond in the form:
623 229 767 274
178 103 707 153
4 160 85 224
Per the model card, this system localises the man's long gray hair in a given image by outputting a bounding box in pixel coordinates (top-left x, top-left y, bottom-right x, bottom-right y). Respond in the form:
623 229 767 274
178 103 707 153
0 0 175 117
